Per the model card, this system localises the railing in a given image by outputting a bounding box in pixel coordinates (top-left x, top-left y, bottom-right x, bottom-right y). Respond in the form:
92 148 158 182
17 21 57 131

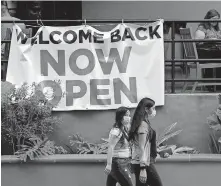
1 19 221 93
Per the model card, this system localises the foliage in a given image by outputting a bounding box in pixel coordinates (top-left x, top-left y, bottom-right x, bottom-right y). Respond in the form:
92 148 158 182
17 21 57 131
15 136 67 162
1 81 65 160
208 131 221 154
156 122 199 156
207 94 221 154
68 122 199 155
69 133 108 154
157 122 182 147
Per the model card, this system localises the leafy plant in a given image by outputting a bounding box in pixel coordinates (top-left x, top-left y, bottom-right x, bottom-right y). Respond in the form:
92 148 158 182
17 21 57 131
1 81 65 160
157 122 199 156
69 133 108 154
207 94 221 154
15 136 67 162
68 122 199 156
208 131 221 154
157 122 182 147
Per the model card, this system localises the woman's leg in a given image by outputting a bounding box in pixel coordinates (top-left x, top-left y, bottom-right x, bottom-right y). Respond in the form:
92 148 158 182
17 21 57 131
146 164 163 186
133 163 163 186
133 164 147 186
115 167 133 186
106 174 117 186
114 158 133 186
106 159 118 186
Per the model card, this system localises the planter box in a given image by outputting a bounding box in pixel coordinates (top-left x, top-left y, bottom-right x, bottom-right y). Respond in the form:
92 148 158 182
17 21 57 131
2 154 221 186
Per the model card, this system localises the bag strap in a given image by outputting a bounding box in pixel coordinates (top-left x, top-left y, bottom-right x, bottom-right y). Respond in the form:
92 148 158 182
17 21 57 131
120 126 129 141
143 121 151 148
217 115 221 125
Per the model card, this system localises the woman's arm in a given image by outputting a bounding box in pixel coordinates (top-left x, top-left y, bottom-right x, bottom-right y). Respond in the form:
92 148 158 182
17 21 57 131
138 121 150 167
137 122 150 184
138 133 150 167
106 133 120 166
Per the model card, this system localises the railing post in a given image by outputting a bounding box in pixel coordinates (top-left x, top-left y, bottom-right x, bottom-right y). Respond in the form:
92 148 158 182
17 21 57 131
171 21 175 93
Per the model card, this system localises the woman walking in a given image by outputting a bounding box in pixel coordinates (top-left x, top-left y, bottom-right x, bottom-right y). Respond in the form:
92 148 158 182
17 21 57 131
129 97 163 186
104 107 133 186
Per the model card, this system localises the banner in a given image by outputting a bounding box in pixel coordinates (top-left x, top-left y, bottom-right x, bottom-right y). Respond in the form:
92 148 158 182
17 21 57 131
7 20 165 110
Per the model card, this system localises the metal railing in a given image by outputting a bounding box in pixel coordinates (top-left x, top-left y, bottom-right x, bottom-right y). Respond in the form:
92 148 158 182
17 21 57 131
1 19 221 93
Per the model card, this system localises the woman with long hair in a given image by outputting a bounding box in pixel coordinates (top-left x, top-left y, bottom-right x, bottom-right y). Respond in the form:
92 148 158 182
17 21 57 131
104 107 133 186
129 97 163 186
195 9 221 92
195 9 221 39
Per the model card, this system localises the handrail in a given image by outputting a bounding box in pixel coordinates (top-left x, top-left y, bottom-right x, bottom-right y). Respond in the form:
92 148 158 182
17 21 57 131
2 39 221 43
164 39 221 42
1 19 221 23
2 58 220 63
165 59 221 62
166 78 221 82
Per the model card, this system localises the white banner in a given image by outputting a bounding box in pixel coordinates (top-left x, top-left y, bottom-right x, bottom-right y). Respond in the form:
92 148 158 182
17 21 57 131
7 20 164 110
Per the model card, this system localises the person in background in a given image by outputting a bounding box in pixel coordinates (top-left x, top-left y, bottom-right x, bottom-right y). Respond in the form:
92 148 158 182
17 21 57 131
195 9 221 92
1 0 25 56
104 107 133 186
1 1 26 29
129 97 163 186
1 1 26 80
195 9 221 39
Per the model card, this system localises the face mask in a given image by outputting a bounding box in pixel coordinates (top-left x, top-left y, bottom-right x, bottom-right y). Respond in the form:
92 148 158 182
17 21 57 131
149 109 156 118
123 116 131 124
